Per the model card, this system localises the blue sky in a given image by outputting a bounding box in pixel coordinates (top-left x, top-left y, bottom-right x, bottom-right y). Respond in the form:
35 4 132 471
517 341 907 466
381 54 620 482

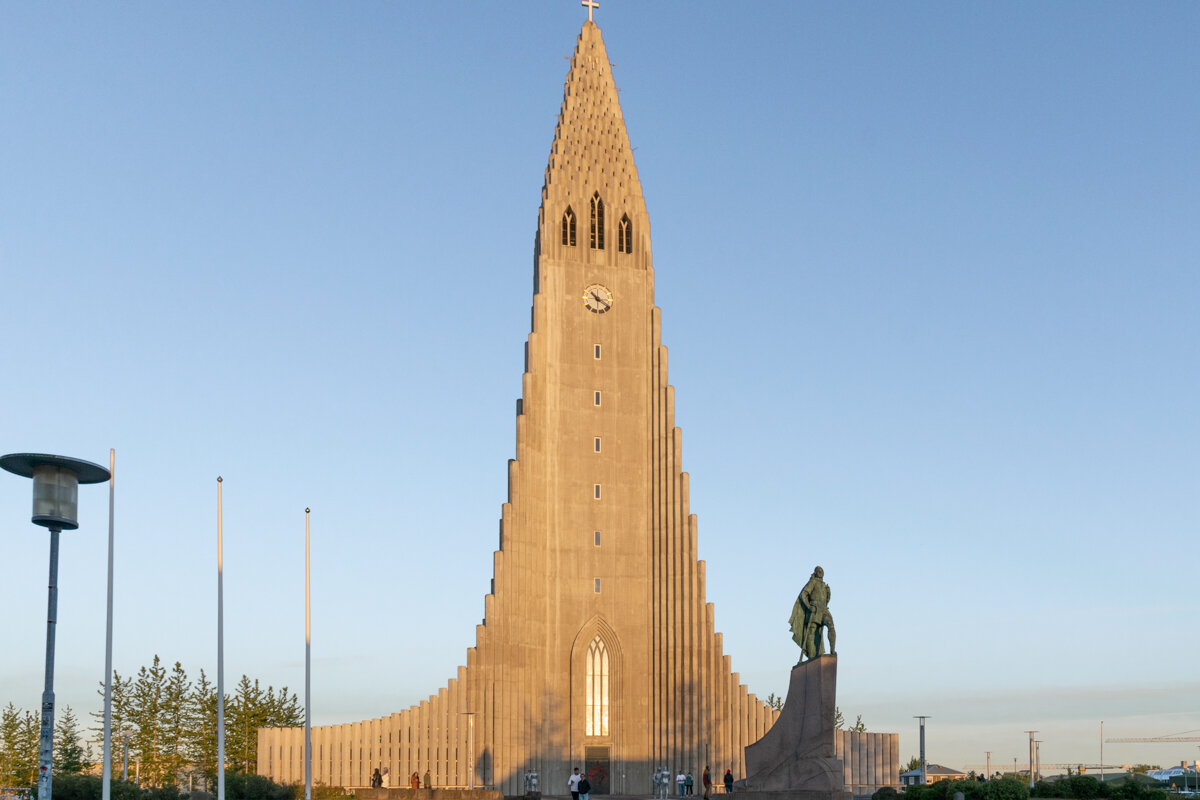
1 1 1197 775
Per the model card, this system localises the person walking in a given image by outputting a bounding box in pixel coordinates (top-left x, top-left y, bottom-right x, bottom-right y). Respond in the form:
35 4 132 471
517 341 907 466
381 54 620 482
423 769 431 789
677 770 686 797
686 772 694 796
578 774 592 800
702 767 711 799
568 767 583 800
724 769 734 794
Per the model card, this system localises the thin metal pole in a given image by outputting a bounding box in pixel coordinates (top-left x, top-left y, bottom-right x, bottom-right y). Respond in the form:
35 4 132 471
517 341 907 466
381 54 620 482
38 527 62 800
914 717 929 785
987 752 991 780
103 449 116 800
1026 731 1038 788
1100 722 1104 784
305 508 312 800
217 477 225 800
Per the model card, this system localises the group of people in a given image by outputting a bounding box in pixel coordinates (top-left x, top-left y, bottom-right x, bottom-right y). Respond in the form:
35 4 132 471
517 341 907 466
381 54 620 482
567 767 594 800
652 766 735 797
369 768 430 790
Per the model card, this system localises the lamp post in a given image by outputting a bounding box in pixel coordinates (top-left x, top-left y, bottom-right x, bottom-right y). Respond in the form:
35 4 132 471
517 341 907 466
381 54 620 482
1 453 111 800
914 717 930 785
1025 731 1038 788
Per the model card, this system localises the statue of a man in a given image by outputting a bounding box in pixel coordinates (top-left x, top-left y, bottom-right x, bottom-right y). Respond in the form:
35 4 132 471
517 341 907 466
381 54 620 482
789 565 836 661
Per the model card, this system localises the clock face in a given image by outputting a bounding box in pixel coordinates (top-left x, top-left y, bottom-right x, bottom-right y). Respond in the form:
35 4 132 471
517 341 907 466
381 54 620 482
583 283 613 314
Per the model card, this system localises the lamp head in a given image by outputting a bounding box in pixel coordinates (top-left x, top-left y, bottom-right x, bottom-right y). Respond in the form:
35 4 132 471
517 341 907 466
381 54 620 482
1 453 111 531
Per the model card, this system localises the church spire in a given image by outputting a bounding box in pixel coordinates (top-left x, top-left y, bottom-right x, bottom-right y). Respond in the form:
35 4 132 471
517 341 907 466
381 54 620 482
540 17 648 262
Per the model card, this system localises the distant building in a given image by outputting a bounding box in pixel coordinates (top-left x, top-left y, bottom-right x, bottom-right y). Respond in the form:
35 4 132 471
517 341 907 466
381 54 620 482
900 764 967 786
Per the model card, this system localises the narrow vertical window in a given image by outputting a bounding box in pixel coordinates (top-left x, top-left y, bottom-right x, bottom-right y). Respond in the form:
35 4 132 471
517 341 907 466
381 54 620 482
594 437 601 453
618 214 632 254
585 636 609 734
590 192 605 250
594 484 601 499
562 206 576 246
594 344 601 359
594 530 601 546
594 578 602 594
594 391 601 406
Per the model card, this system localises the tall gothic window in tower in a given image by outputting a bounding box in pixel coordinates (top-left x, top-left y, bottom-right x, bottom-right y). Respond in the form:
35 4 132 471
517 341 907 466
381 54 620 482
562 206 577 246
618 214 632 254
585 636 609 736
590 192 605 250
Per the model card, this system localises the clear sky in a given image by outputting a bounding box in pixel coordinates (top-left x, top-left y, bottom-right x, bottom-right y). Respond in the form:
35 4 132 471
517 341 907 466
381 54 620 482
2 0 1197 776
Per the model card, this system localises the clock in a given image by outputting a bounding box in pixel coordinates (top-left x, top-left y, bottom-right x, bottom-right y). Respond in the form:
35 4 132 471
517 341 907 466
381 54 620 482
583 283 613 314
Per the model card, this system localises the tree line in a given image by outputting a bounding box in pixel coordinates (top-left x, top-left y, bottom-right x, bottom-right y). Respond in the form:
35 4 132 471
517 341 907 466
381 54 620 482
0 655 301 790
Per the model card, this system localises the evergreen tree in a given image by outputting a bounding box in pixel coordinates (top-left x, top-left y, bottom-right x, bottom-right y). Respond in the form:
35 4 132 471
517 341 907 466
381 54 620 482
130 655 168 786
1 705 40 787
226 676 264 775
186 669 219 789
53 705 91 775
159 662 191 785
91 670 133 770
1 703 25 786
851 715 867 733
265 686 302 729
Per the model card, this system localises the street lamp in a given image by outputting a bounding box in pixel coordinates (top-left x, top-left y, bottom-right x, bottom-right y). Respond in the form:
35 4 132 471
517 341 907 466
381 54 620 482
1 453 111 800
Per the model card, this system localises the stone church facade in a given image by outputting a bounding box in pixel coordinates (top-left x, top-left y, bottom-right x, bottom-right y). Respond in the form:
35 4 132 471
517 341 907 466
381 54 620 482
258 17 782 796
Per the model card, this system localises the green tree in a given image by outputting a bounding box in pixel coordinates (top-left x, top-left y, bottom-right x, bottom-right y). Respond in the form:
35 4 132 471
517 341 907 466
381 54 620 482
226 676 265 775
159 662 191 785
53 706 91 775
834 707 845 730
765 693 783 712
983 776 1030 800
132 656 167 785
850 714 866 733
226 676 302 775
186 669 219 789
904 756 922 773
91 671 133 773
1 705 40 787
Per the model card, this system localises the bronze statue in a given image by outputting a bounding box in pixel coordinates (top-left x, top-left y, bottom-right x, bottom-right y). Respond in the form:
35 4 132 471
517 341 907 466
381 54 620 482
789 566 836 662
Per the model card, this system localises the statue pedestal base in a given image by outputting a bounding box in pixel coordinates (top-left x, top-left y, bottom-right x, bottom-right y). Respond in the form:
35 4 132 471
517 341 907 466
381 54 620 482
735 655 850 800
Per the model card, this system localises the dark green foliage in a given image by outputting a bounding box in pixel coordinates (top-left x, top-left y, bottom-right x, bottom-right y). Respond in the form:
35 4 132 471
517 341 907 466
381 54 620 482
1029 775 1166 800
31 775 144 800
906 777 1027 800
223 771 296 800
873 786 899 800
983 777 1030 800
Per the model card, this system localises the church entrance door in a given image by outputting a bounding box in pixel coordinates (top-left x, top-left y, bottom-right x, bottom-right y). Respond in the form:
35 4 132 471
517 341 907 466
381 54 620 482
584 746 610 795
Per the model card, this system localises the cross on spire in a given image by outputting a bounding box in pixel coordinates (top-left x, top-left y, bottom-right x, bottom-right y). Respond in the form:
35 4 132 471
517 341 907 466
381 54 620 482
581 0 599 22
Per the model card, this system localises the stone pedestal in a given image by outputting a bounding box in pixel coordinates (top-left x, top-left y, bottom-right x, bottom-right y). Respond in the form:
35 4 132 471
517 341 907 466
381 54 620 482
736 655 850 800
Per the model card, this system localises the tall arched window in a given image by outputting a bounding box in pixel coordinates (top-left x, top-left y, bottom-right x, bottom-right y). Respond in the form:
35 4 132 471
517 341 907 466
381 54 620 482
590 192 605 250
586 636 609 736
562 207 577 246
618 214 632 254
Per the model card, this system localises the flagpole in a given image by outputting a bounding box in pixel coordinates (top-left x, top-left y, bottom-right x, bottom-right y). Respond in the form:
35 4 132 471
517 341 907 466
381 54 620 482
217 477 225 800
102 449 116 800
305 508 312 800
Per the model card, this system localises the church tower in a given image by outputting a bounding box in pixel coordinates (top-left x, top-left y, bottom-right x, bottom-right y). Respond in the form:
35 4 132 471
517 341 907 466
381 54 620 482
258 15 779 795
